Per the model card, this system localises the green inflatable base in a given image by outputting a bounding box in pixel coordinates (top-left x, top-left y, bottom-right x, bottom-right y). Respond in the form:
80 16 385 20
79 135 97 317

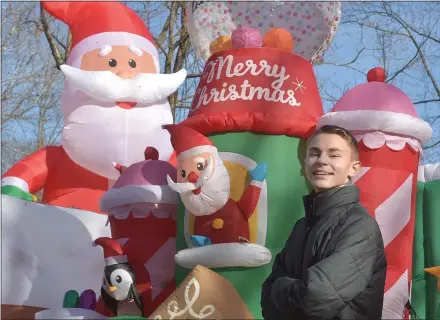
412 180 440 319
175 132 310 318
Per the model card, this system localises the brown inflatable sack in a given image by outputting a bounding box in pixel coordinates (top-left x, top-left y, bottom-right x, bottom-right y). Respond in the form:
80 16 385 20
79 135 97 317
1 304 45 320
150 265 253 319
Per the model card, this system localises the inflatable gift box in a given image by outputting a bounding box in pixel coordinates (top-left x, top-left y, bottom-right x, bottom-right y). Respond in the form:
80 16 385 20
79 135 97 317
319 67 433 319
97 147 179 317
150 265 253 319
173 1 341 318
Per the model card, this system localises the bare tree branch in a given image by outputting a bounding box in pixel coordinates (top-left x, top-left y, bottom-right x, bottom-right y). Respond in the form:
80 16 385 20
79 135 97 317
414 99 440 105
39 3 64 69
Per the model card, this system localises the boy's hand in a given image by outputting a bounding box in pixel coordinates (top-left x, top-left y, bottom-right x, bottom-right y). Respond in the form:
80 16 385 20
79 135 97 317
249 162 268 182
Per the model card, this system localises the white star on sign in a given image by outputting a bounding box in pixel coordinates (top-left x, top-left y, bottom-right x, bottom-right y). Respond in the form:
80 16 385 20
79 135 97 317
292 77 307 93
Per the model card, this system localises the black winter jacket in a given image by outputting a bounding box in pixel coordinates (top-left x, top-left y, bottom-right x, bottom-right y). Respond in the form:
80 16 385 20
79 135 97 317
261 185 387 320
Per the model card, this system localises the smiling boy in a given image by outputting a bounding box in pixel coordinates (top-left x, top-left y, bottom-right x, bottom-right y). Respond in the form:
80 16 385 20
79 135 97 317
261 125 387 320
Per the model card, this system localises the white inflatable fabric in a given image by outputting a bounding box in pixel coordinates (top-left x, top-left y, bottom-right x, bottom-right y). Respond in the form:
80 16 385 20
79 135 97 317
1 195 110 308
175 243 272 269
34 308 108 320
418 163 440 182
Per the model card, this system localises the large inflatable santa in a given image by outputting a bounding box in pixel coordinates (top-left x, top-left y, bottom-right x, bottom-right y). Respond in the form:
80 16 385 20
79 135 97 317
1 1 185 213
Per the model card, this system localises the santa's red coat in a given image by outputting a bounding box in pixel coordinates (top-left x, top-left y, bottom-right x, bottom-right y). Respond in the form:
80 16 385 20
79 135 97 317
193 182 262 243
2 145 177 214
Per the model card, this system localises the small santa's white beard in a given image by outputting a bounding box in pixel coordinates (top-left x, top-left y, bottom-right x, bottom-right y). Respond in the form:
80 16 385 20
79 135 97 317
180 154 230 216
60 65 186 105
61 90 174 181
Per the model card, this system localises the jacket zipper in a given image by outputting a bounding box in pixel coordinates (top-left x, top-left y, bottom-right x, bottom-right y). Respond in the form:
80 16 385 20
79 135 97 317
308 194 316 231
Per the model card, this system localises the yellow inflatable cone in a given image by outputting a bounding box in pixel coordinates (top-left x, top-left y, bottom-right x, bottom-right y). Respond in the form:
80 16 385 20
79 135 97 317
424 266 440 292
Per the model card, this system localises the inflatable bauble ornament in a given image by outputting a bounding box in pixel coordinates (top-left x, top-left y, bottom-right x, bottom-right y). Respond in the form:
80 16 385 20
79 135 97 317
263 27 294 51
209 36 233 55
231 26 262 49
367 67 386 83
186 1 341 64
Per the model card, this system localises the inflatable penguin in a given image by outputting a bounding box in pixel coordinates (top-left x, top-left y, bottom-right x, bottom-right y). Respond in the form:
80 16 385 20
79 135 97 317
93 237 143 317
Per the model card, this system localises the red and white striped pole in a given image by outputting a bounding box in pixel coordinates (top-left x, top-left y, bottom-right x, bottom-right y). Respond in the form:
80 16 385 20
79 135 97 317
319 67 433 319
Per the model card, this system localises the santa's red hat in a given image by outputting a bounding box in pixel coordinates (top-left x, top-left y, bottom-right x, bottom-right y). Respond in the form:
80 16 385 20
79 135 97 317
163 125 217 160
93 237 128 266
41 1 158 69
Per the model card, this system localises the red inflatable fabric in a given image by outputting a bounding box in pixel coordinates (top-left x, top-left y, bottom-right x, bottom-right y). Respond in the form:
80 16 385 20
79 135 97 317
2 147 177 214
2 146 108 213
180 47 323 138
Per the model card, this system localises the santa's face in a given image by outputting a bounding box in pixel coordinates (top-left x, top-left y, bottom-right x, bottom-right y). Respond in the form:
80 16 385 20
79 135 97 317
168 152 231 216
80 45 157 79
60 45 186 180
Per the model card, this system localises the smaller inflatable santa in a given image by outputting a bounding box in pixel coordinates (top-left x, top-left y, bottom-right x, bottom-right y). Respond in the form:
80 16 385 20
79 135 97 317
164 125 271 269
1 1 185 213
98 147 178 317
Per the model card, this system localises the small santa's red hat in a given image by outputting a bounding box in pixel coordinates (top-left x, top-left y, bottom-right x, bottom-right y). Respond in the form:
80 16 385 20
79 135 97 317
41 1 158 69
93 237 128 266
163 125 217 160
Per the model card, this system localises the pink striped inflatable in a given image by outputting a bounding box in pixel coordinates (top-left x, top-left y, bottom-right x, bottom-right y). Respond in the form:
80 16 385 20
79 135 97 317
319 67 433 319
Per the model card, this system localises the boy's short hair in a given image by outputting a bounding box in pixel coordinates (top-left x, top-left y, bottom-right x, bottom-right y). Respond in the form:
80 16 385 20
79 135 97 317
308 125 360 160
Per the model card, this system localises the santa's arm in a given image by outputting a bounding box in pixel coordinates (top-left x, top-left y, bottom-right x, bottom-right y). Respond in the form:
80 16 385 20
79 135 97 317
237 181 263 220
1 146 56 194
237 162 268 220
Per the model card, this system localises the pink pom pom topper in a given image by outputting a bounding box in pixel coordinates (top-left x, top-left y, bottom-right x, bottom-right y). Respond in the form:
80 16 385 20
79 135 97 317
231 26 262 49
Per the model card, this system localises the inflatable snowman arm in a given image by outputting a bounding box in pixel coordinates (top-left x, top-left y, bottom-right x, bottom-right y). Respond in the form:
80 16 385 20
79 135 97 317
1 146 57 195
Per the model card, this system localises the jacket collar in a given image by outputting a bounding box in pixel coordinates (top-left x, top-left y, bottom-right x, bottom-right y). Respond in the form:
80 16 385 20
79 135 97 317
303 183 360 228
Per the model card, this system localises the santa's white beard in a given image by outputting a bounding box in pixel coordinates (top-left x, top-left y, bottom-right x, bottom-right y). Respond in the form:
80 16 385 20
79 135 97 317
60 65 186 105
61 84 175 181
178 154 231 216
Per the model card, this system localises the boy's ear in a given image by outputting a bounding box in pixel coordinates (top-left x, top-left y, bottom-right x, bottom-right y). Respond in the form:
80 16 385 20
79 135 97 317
348 160 361 178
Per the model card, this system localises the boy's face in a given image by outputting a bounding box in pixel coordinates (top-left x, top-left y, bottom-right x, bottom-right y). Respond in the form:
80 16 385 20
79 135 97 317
305 133 361 192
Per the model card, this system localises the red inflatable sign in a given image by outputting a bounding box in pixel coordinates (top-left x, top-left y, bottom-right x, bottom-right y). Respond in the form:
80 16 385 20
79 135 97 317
182 47 323 138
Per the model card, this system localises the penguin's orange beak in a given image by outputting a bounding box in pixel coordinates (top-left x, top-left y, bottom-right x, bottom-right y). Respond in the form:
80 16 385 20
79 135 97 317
109 286 118 292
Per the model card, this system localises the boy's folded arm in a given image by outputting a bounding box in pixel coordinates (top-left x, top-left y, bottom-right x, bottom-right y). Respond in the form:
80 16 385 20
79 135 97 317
261 222 298 320
271 217 382 319
261 249 286 319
